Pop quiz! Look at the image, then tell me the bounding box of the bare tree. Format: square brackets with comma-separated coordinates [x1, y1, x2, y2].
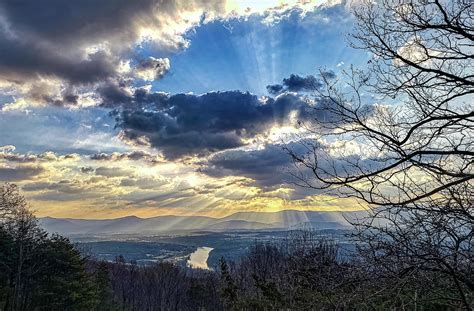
[287, 0, 473, 308]
[0, 183, 28, 223]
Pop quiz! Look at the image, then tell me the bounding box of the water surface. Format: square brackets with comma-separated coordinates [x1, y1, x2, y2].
[187, 246, 213, 270]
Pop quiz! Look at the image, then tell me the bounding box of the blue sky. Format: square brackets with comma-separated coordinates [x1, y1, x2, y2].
[154, 5, 363, 95]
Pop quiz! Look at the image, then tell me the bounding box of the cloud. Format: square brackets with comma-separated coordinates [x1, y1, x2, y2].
[114, 90, 315, 159]
[0, 39, 117, 85]
[204, 144, 293, 187]
[134, 57, 171, 81]
[24, 179, 116, 202]
[0, 0, 332, 110]
[98, 82, 168, 108]
[0, 0, 176, 84]
[0, 165, 44, 181]
[22, 180, 85, 194]
[0, 153, 38, 163]
[267, 71, 336, 94]
[395, 37, 442, 67]
[0, 145, 16, 153]
[94, 166, 134, 178]
[90, 150, 163, 163]
[0, 0, 179, 109]
[120, 176, 168, 189]
[201, 140, 326, 191]
[80, 166, 95, 174]
[202, 139, 385, 203]
[266, 84, 284, 94]
[0, 147, 80, 163]
[109, 85, 356, 160]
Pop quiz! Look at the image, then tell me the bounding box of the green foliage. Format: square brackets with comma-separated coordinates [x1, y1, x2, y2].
[32, 234, 98, 310]
[219, 257, 237, 308]
[0, 184, 99, 311]
[93, 261, 118, 311]
[0, 225, 99, 310]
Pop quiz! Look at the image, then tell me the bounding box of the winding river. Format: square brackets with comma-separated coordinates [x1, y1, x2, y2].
[187, 246, 213, 270]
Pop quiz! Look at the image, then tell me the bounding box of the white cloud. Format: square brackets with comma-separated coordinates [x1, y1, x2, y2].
[395, 37, 441, 66]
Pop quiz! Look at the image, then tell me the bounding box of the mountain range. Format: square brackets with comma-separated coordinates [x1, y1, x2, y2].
[39, 210, 364, 236]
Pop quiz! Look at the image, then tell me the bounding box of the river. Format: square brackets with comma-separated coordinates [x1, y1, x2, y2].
[187, 246, 213, 270]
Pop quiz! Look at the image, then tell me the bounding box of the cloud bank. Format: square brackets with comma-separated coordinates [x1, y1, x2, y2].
[113, 91, 315, 159]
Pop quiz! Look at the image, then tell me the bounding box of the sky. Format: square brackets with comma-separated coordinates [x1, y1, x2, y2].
[0, 0, 370, 219]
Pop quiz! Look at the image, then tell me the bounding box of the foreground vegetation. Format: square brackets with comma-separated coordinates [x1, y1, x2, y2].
[0, 183, 472, 310]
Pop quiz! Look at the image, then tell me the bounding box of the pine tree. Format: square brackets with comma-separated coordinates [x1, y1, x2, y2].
[94, 261, 117, 310]
[219, 257, 238, 308]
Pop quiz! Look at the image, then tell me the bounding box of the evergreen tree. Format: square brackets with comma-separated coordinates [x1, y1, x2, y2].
[219, 257, 238, 308]
[94, 261, 117, 310]
[0, 184, 98, 311]
[32, 234, 97, 310]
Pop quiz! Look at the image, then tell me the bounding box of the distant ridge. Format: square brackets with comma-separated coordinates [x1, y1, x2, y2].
[39, 210, 361, 236]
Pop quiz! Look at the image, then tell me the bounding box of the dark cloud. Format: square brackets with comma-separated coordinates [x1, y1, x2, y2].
[0, 153, 38, 163]
[267, 71, 336, 94]
[0, 0, 213, 107]
[0, 0, 159, 84]
[0, 1, 156, 45]
[283, 74, 322, 92]
[99, 82, 168, 108]
[114, 91, 315, 159]
[0, 166, 44, 181]
[202, 141, 319, 188]
[204, 144, 292, 187]
[0, 38, 117, 85]
[320, 70, 336, 79]
[135, 57, 171, 80]
[266, 84, 284, 94]
[267, 74, 320, 94]
[203, 139, 381, 200]
[0, 150, 78, 163]
[80, 166, 95, 174]
[110, 87, 355, 160]
[22, 180, 85, 194]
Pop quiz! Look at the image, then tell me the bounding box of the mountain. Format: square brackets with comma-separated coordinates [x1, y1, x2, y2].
[39, 210, 359, 236]
[207, 220, 278, 230]
[222, 210, 354, 227]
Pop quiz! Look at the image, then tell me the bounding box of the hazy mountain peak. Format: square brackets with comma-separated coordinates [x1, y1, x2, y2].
[39, 210, 356, 237]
